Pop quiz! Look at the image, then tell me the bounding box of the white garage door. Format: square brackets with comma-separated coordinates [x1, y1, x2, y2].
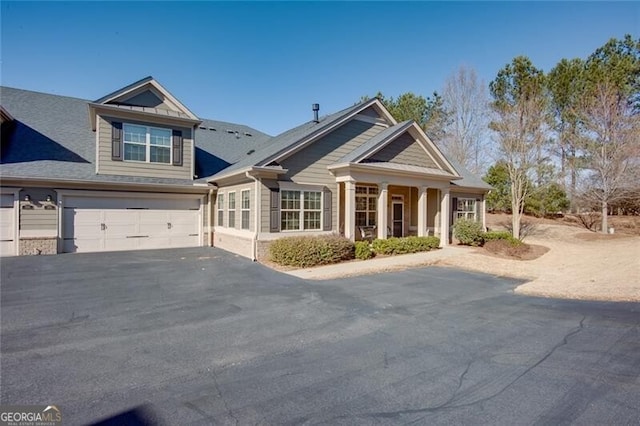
[0, 194, 17, 256]
[63, 195, 202, 253]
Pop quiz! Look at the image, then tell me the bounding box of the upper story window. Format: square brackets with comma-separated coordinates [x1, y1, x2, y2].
[123, 123, 171, 163]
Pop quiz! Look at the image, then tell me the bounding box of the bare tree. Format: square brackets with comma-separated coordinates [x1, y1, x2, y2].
[576, 81, 640, 233]
[441, 66, 490, 174]
[490, 56, 549, 239]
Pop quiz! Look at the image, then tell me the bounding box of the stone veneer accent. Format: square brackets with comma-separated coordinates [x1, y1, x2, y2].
[19, 237, 57, 255]
[256, 240, 272, 262]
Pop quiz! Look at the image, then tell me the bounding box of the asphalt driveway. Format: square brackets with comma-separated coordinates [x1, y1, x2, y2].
[1, 248, 639, 425]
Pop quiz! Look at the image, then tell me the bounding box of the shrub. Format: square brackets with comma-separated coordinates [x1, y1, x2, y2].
[482, 230, 522, 246]
[269, 235, 354, 267]
[371, 236, 439, 255]
[453, 219, 484, 246]
[355, 241, 375, 260]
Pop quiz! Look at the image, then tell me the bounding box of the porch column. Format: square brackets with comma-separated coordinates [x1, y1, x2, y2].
[440, 188, 450, 247]
[344, 179, 356, 241]
[482, 196, 487, 231]
[377, 182, 388, 239]
[418, 186, 428, 237]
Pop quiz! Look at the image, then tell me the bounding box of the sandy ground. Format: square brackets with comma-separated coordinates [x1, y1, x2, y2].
[439, 221, 640, 302]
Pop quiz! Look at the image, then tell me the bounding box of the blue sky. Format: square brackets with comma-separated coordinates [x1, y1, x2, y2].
[1, 2, 637, 135]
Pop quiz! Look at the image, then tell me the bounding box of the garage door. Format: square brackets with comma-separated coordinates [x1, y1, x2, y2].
[0, 193, 17, 256]
[62, 195, 202, 253]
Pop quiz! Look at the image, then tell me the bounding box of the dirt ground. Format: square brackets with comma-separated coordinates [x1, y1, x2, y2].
[439, 214, 640, 302]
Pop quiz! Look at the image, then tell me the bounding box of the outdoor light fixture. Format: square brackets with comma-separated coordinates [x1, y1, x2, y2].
[46, 195, 52, 202]
[23, 194, 31, 202]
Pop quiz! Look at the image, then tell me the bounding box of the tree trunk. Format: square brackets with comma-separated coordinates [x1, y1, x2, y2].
[601, 200, 608, 234]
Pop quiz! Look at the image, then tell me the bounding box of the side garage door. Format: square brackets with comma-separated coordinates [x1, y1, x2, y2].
[62, 194, 202, 253]
[0, 193, 17, 256]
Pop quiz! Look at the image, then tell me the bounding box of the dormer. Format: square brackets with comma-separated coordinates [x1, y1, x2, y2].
[88, 77, 202, 180]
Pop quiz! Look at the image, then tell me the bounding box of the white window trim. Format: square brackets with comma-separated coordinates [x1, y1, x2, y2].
[280, 189, 323, 232]
[228, 191, 236, 229]
[123, 123, 172, 164]
[456, 198, 477, 221]
[217, 193, 225, 227]
[356, 185, 378, 227]
[241, 189, 250, 230]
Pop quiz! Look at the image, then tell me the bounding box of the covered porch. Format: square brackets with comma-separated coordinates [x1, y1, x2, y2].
[336, 177, 453, 247]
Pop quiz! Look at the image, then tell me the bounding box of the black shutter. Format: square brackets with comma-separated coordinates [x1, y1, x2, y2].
[451, 197, 458, 225]
[323, 189, 332, 231]
[172, 130, 183, 166]
[111, 122, 123, 161]
[270, 188, 280, 232]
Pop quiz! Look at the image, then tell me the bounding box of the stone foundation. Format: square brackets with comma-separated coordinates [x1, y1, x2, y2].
[19, 237, 57, 255]
[256, 240, 273, 262]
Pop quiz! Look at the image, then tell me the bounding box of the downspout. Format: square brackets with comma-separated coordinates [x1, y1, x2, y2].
[246, 171, 260, 261]
[208, 188, 214, 246]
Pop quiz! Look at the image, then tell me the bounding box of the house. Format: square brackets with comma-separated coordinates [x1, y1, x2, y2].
[0, 77, 490, 259]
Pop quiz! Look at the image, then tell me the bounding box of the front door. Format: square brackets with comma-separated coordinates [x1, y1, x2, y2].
[392, 201, 403, 237]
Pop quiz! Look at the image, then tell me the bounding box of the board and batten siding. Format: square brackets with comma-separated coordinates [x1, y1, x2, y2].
[368, 133, 438, 169]
[97, 116, 193, 180]
[276, 119, 385, 231]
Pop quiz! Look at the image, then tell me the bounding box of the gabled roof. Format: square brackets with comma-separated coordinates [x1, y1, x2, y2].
[338, 120, 414, 163]
[0, 86, 266, 186]
[93, 76, 199, 120]
[447, 158, 493, 190]
[209, 98, 393, 181]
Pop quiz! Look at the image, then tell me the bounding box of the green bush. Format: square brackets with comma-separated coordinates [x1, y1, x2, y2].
[355, 241, 375, 260]
[453, 219, 484, 246]
[269, 235, 354, 267]
[482, 230, 522, 246]
[371, 236, 439, 255]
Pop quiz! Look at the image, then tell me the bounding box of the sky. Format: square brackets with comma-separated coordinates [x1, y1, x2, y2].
[1, 2, 638, 136]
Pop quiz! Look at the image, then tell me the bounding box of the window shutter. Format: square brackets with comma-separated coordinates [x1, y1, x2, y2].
[111, 122, 123, 161]
[270, 188, 280, 232]
[451, 197, 458, 224]
[323, 189, 332, 231]
[172, 130, 183, 166]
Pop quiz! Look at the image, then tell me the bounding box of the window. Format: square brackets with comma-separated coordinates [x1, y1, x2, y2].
[456, 198, 477, 221]
[228, 192, 236, 228]
[280, 190, 322, 231]
[217, 193, 224, 227]
[355, 185, 378, 227]
[241, 190, 250, 230]
[123, 123, 171, 163]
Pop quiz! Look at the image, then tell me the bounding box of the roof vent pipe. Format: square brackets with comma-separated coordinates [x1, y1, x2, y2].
[312, 103, 320, 123]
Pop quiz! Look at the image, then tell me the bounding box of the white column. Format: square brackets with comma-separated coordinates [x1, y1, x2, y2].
[418, 186, 428, 237]
[440, 188, 450, 247]
[377, 182, 388, 239]
[482, 196, 487, 231]
[344, 179, 356, 241]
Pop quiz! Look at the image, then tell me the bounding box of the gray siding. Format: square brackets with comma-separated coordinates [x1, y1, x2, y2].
[18, 188, 57, 231]
[278, 119, 385, 231]
[97, 115, 193, 179]
[260, 179, 278, 233]
[368, 133, 437, 168]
